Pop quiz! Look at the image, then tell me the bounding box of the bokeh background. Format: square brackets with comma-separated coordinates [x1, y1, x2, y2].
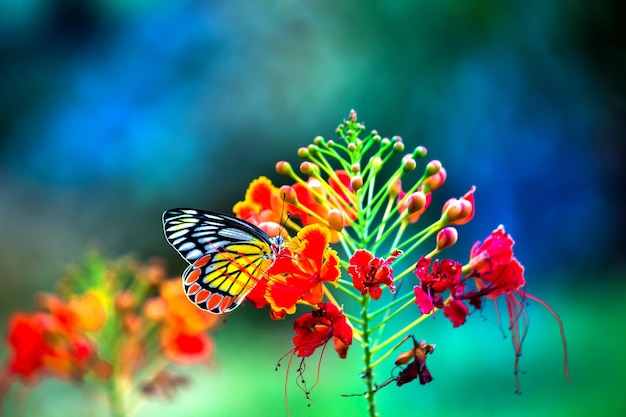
[1, 0, 624, 416]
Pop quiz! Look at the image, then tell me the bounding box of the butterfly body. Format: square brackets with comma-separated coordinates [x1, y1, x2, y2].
[163, 208, 284, 314]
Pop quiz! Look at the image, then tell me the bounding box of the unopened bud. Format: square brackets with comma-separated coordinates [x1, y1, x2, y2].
[402, 155, 416, 172]
[297, 147, 309, 159]
[115, 290, 135, 312]
[441, 186, 476, 226]
[348, 109, 358, 122]
[313, 136, 325, 146]
[425, 160, 442, 177]
[347, 142, 357, 152]
[351, 175, 363, 191]
[393, 139, 405, 153]
[300, 161, 318, 176]
[436, 227, 458, 251]
[423, 167, 447, 192]
[412, 146, 427, 159]
[351, 163, 361, 173]
[279, 185, 297, 204]
[276, 161, 293, 176]
[407, 192, 427, 213]
[327, 209, 344, 232]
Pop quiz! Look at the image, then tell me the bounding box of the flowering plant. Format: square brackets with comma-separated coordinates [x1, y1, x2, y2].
[232, 110, 570, 416]
[0, 252, 219, 417]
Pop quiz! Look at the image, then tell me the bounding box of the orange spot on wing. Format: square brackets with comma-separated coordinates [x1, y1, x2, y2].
[185, 268, 202, 285]
[207, 293, 224, 311]
[195, 289, 211, 304]
[194, 254, 212, 268]
[220, 296, 234, 311]
[187, 283, 201, 295]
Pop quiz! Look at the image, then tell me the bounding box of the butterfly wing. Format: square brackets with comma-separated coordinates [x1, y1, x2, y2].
[163, 208, 274, 314]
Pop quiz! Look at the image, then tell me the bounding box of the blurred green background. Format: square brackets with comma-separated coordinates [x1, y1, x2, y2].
[1, 0, 624, 416]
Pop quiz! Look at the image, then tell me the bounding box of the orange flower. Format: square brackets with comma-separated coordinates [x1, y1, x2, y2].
[233, 176, 285, 227]
[156, 279, 219, 364]
[247, 225, 340, 318]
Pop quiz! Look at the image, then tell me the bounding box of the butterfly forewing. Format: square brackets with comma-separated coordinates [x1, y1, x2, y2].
[163, 208, 276, 314]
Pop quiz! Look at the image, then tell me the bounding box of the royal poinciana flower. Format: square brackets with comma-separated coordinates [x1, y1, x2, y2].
[1, 253, 220, 416]
[246, 224, 341, 319]
[413, 257, 470, 327]
[222, 111, 569, 415]
[465, 225, 570, 393]
[347, 249, 401, 300]
[292, 302, 353, 359]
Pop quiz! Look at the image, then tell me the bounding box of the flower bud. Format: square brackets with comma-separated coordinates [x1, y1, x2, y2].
[436, 227, 458, 251]
[441, 186, 476, 226]
[402, 154, 416, 172]
[351, 175, 363, 191]
[425, 160, 442, 177]
[313, 136, 325, 146]
[300, 161, 318, 176]
[372, 133, 381, 143]
[413, 146, 427, 159]
[348, 109, 357, 122]
[276, 161, 293, 176]
[381, 137, 391, 147]
[347, 142, 357, 152]
[144, 298, 167, 322]
[279, 185, 297, 204]
[407, 192, 427, 213]
[327, 140, 335, 148]
[392, 136, 404, 152]
[297, 147, 309, 159]
[350, 163, 361, 174]
[327, 209, 345, 232]
[115, 290, 135, 312]
[423, 167, 447, 192]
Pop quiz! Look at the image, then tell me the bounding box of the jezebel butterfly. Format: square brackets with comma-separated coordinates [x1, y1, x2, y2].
[162, 208, 284, 314]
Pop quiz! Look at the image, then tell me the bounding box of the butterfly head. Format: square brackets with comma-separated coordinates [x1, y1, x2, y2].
[269, 235, 287, 260]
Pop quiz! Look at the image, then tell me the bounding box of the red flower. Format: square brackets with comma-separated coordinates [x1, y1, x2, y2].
[5, 313, 49, 381]
[292, 302, 353, 359]
[413, 257, 469, 327]
[5, 310, 96, 383]
[249, 225, 340, 318]
[347, 249, 400, 300]
[466, 226, 570, 393]
[443, 299, 469, 328]
[468, 225, 524, 298]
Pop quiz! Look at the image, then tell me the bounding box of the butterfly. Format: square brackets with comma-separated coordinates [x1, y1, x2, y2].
[162, 208, 285, 314]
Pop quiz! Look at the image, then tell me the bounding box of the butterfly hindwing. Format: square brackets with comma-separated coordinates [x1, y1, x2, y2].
[163, 208, 275, 314]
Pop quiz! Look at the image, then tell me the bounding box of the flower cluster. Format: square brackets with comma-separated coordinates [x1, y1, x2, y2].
[232, 110, 569, 414]
[1, 253, 219, 416]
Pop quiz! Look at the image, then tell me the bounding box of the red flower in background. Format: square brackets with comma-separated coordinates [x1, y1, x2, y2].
[5, 299, 99, 383]
[292, 302, 353, 359]
[154, 279, 219, 365]
[347, 249, 400, 300]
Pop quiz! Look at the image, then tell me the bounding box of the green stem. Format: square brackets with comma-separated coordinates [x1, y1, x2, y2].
[359, 296, 378, 417]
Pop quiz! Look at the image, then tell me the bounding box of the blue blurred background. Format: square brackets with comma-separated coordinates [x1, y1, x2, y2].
[1, 0, 624, 416]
